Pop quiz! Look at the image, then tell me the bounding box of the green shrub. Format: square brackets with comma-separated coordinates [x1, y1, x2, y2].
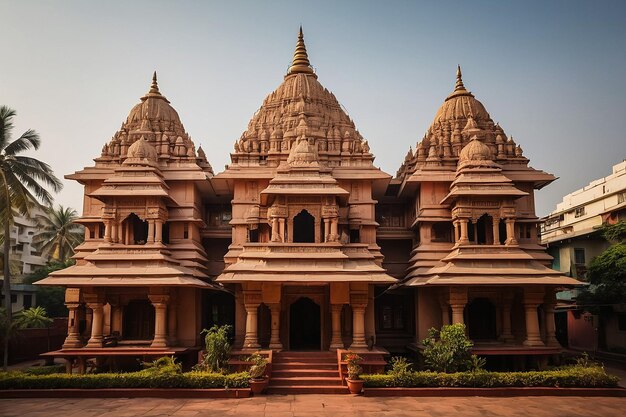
[195, 325, 232, 373]
[362, 366, 619, 388]
[245, 352, 268, 380]
[140, 356, 182, 376]
[22, 365, 66, 376]
[422, 324, 485, 373]
[0, 371, 250, 389]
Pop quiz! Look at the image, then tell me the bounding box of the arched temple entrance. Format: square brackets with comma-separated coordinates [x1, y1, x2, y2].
[289, 297, 321, 350]
[293, 209, 315, 243]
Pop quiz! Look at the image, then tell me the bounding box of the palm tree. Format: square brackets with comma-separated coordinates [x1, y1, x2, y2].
[0, 105, 62, 369]
[33, 205, 83, 262]
[15, 306, 53, 329]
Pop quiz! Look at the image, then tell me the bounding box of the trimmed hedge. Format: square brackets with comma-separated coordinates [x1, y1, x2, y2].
[362, 366, 619, 388]
[22, 365, 66, 376]
[0, 371, 250, 390]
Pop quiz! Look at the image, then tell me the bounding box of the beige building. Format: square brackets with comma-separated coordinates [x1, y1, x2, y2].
[38, 29, 578, 371]
[541, 160, 626, 351]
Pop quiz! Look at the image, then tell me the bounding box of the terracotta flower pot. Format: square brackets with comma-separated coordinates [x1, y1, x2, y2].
[346, 378, 364, 394]
[249, 376, 269, 395]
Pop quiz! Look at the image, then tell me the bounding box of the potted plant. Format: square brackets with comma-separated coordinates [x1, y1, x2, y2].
[344, 351, 364, 394]
[246, 351, 269, 395]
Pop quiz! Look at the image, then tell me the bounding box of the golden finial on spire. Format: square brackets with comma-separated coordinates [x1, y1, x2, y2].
[287, 26, 314, 76]
[445, 65, 473, 101]
[454, 65, 465, 92]
[149, 71, 161, 95]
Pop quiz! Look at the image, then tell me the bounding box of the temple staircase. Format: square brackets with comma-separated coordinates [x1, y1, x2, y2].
[267, 351, 346, 394]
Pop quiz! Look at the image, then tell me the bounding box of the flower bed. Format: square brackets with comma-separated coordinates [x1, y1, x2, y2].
[362, 366, 619, 388]
[0, 371, 250, 390]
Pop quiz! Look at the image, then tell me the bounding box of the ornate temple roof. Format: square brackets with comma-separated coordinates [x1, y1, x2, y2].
[396, 67, 556, 190]
[91, 72, 212, 174]
[226, 28, 376, 170]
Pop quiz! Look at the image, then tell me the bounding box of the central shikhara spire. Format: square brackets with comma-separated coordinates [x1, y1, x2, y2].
[287, 26, 314, 75]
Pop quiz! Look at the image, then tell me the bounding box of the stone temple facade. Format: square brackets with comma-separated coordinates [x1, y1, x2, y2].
[38, 29, 579, 367]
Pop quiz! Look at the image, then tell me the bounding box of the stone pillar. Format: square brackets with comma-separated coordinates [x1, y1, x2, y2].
[155, 220, 163, 243]
[149, 295, 169, 348]
[505, 218, 517, 245]
[104, 220, 111, 243]
[110, 221, 118, 243]
[63, 303, 83, 348]
[449, 287, 467, 325]
[168, 294, 178, 346]
[271, 218, 280, 242]
[147, 221, 155, 244]
[323, 218, 330, 242]
[492, 218, 500, 245]
[459, 219, 469, 244]
[349, 305, 367, 350]
[243, 303, 261, 349]
[86, 302, 104, 348]
[268, 303, 282, 350]
[116, 222, 122, 244]
[278, 218, 286, 242]
[330, 218, 339, 242]
[544, 303, 559, 347]
[330, 304, 343, 350]
[453, 220, 460, 243]
[523, 288, 545, 346]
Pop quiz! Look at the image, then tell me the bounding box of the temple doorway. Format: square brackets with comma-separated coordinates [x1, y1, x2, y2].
[467, 298, 497, 341]
[289, 297, 321, 350]
[123, 300, 155, 340]
[293, 209, 315, 243]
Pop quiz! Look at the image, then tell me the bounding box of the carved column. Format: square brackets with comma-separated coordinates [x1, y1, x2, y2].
[270, 218, 280, 242]
[147, 221, 155, 244]
[116, 222, 122, 244]
[523, 288, 545, 346]
[330, 304, 343, 350]
[459, 219, 469, 244]
[278, 218, 286, 242]
[544, 290, 560, 347]
[150, 295, 169, 348]
[453, 220, 460, 243]
[323, 218, 330, 242]
[330, 217, 339, 242]
[103, 220, 112, 243]
[350, 305, 367, 350]
[505, 218, 517, 245]
[86, 301, 104, 348]
[268, 303, 282, 350]
[155, 220, 163, 243]
[243, 303, 261, 349]
[63, 303, 83, 348]
[449, 287, 467, 325]
[492, 218, 500, 245]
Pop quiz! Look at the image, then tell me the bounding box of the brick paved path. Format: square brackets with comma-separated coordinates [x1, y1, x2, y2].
[1, 395, 625, 417]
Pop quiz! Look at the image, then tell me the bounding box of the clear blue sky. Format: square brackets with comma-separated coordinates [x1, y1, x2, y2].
[1, 0, 625, 216]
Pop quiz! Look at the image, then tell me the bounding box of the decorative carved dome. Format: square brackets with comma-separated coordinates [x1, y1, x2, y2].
[97, 72, 212, 174]
[230, 28, 372, 168]
[433, 66, 491, 125]
[123, 136, 158, 166]
[457, 136, 498, 170]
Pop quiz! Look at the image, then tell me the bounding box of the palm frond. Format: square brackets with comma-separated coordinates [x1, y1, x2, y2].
[3, 130, 40, 156]
[0, 106, 17, 150]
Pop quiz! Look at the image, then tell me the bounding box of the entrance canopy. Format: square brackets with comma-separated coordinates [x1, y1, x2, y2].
[216, 243, 396, 284]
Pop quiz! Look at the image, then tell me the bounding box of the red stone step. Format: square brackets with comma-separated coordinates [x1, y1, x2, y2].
[266, 385, 348, 395]
[272, 369, 338, 378]
[269, 376, 343, 387]
[272, 362, 338, 370]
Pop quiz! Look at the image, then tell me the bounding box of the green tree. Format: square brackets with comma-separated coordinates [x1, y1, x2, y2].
[32, 205, 83, 262]
[0, 105, 62, 370]
[23, 260, 72, 317]
[577, 221, 626, 306]
[14, 306, 53, 329]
